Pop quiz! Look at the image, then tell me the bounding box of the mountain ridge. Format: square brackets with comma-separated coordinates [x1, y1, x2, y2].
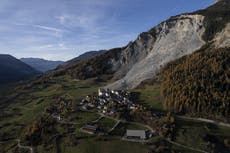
[66, 50, 107, 64]
[20, 58, 64, 72]
[0, 54, 41, 85]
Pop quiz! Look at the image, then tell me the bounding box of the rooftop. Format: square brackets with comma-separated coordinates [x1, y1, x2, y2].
[126, 130, 146, 139]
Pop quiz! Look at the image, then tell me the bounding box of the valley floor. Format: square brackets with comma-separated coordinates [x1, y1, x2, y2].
[0, 76, 230, 153]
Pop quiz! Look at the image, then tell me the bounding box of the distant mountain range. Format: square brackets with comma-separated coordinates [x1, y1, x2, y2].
[20, 58, 64, 72]
[0, 54, 40, 85]
[20, 50, 107, 72]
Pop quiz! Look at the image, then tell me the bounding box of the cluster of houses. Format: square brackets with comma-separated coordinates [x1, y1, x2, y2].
[80, 88, 144, 116]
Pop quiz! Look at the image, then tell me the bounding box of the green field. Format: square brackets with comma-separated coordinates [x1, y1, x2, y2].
[0, 76, 105, 148]
[69, 111, 100, 124]
[59, 136, 150, 153]
[132, 84, 163, 111]
[97, 117, 117, 132]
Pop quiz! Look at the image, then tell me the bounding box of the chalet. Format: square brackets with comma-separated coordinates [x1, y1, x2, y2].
[98, 88, 103, 96]
[126, 130, 146, 140]
[81, 124, 98, 134]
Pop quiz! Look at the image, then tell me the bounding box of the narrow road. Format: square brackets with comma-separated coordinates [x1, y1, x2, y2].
[177, 116, 230, 128]
[164, 138, 208, 153]
[108, 120, 121, 133]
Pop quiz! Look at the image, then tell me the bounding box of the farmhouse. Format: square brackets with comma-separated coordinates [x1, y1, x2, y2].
[126, 130, 146, 140]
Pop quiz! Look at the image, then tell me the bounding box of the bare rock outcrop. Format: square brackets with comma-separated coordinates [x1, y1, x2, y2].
[107, 15, 205, 89]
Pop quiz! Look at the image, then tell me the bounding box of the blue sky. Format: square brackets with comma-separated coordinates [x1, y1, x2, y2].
[0, 0, 215, 61]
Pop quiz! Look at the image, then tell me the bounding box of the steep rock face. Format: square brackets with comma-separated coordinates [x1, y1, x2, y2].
[107, 15, 205, 89]
[214, 23, 230, 48]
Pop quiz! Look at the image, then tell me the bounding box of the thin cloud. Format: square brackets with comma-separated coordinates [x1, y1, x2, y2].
[0, 0, 216, 60]
[33, 25, 64, 33]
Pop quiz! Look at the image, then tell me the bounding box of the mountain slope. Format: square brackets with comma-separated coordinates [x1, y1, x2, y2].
[52, 0, 230, 89]
[21, 58, 64, 72]
[0, 55, 41, 85]
[66, 50, 107, 64]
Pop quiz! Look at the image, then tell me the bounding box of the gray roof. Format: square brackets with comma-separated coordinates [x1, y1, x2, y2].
[126, 130, 146, 139]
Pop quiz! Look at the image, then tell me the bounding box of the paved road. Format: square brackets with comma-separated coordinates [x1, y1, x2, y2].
[177, 116, 230, 128]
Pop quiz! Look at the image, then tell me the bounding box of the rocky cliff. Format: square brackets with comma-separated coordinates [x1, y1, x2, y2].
[107, 14, 205, 89]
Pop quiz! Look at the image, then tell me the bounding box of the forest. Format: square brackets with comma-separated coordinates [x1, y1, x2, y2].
[161, 46, 230, 119]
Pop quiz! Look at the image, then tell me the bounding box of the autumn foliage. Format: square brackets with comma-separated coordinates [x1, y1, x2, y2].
[161, 47, 230, 118]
